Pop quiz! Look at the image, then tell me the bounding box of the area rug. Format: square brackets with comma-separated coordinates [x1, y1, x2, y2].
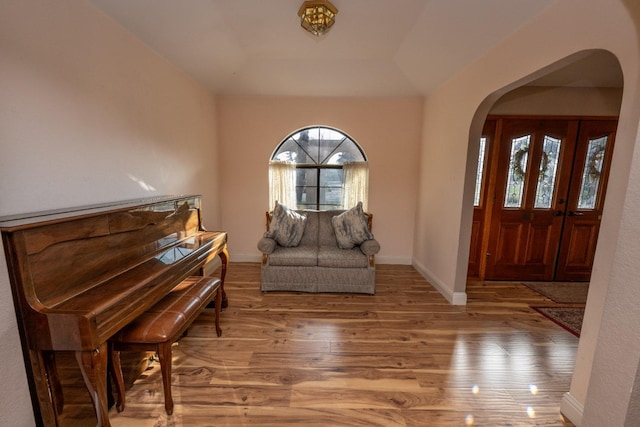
[532, 306, 585, 337]
[523, 281, 589, 304]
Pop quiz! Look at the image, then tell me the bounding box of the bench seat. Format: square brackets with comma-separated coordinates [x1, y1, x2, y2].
[108, 276, 222, 415]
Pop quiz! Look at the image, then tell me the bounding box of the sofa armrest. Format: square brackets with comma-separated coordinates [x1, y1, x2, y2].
[359, 238, 380, 256]
[257, 236, 277, 254]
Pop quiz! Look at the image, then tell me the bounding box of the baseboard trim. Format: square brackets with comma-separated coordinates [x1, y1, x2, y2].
[376, 255, 412, 265]
[233, 253, 262, 263]
[560, 392, 583, 426]
[412, 258, 467, 305]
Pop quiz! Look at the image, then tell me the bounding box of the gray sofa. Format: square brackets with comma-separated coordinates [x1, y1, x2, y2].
[257, 204, 380, 294]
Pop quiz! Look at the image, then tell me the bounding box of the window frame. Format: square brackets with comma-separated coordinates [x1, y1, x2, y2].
[271, 126, 367, 210]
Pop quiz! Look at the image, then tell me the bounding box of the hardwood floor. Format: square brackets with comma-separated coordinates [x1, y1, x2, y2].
[59, 263, 578, 426]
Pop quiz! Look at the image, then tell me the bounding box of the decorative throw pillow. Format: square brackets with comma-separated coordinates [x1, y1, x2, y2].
[331, 202, 373, 249]
[265, 201, 307, 247]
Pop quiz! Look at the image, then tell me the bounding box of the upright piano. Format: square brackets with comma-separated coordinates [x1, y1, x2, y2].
[0, 195, 228, 426]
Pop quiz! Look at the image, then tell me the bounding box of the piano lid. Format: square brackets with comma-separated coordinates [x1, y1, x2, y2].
[0, 195, 201, 231]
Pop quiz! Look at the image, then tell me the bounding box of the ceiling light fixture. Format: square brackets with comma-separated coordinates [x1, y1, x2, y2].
[298, 0, 338, 37]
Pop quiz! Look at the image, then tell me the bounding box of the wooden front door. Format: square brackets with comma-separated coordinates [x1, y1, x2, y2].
[485, 119, 578, 280]
[554, 120, 617, 281]
[482, 118, 616, 281]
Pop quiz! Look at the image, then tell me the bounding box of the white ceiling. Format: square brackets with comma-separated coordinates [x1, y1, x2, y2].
[87, 0, 622, 97]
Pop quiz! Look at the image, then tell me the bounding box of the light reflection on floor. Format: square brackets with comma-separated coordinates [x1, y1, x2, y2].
[448, 332, 560, 425]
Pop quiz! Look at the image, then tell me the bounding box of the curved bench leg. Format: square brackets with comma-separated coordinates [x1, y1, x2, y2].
[108, 344, 126, 412]
[157, 343, 174, 415]
[219, 247, 229, 308]
[215, 286, 222, 337]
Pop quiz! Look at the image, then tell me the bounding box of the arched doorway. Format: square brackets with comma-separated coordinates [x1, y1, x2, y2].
[467, 50, 624, 282]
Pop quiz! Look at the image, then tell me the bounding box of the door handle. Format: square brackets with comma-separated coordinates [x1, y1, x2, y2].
[568, 211, 584, 216]
[555, 210, 564, 216]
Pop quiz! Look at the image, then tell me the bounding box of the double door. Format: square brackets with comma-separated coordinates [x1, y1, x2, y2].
[472, 118, 617, 282]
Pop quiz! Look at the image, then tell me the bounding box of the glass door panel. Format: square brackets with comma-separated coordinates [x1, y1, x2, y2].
[534, 136, 562, 209]
[577, 136, 608, 209]
[473, 137, 488, 206]
[504, 135, 530, 208]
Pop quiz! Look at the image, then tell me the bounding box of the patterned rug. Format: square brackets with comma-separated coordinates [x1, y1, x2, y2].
[532, 306, 585, 337]
[523, 281, 589, 304]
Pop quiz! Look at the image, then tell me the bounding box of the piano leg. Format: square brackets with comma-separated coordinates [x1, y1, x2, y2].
[43, 351, 64, 415]
[75, 343, 110, 427]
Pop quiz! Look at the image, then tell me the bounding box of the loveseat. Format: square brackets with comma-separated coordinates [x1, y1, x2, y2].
[257, 202, 380, 294]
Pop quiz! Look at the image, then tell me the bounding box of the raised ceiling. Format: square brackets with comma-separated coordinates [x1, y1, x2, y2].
[88, 0, 622, 97]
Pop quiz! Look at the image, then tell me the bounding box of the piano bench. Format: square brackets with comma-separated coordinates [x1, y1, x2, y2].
[108, 276, 222, 416]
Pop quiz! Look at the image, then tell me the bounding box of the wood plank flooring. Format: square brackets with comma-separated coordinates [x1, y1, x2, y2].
[59, 263, 578, 426]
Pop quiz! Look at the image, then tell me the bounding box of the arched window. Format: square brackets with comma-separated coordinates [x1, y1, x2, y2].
[271, 126, 368, 210]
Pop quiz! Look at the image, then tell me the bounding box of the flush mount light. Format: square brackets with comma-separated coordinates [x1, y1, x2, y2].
[298, 0, 338, 37]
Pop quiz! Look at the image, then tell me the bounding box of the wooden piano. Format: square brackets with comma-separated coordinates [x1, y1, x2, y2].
[0, 195, 228, 426]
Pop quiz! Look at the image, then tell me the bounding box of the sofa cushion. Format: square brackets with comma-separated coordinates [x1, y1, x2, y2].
[318, 246, 369, 268]
[266, 201, 307, 247]
[268, 246, 319, 266]
[331, 202, 373, 249]
[318, 209, 344, 246]
[296, 209, 319, 246]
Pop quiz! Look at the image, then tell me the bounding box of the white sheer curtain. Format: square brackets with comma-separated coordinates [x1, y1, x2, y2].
[269, 161, 297, 209]
[342, 161, 369, 210]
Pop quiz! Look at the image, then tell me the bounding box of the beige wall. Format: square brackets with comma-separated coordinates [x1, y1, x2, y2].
[0, 0, 220, 424]
[217, 96, 423, 265]
[490, 86, 623, 116]
[412, 0, 640, 425]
